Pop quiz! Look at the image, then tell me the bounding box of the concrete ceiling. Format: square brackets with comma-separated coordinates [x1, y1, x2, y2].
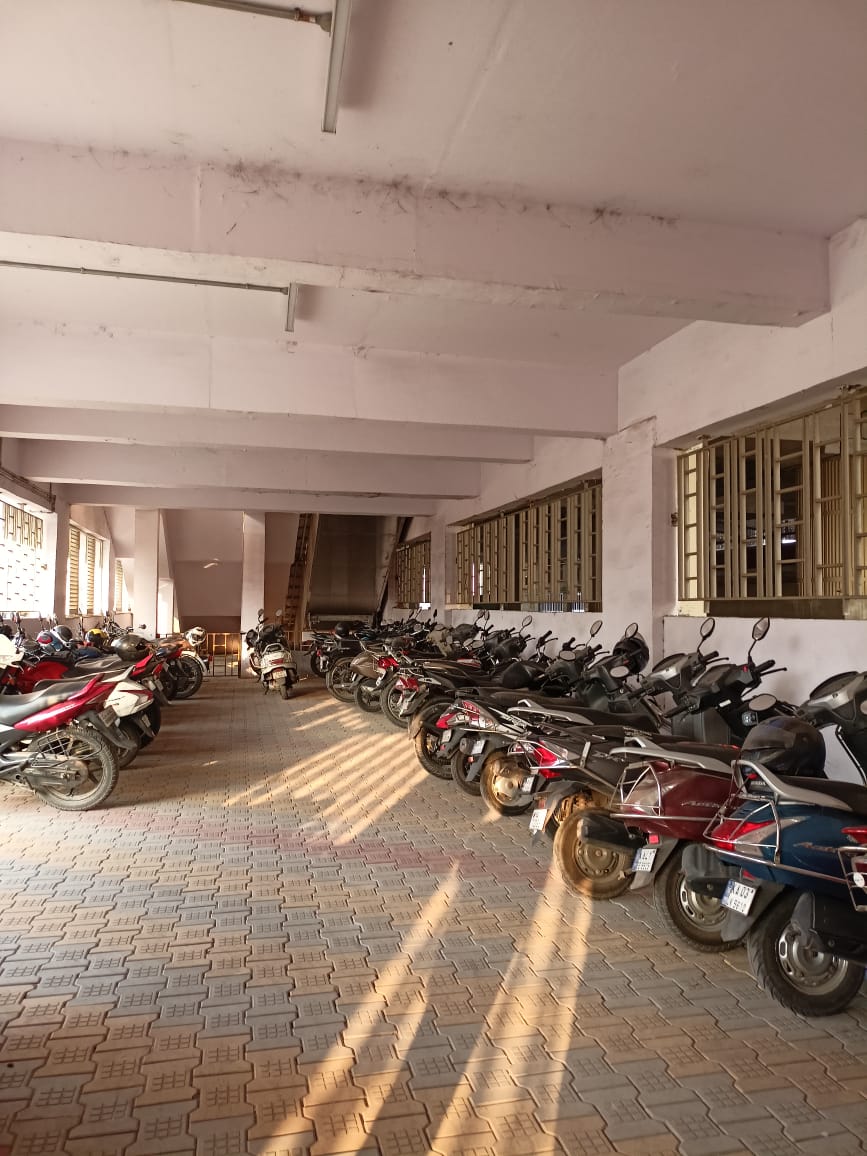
[0, 0, 863, 516]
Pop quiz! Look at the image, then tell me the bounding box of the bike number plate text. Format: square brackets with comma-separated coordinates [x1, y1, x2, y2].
[631, 847, 657, 873]
[522, 775, 536, 793]
[441, 729, 452, 742]
[99, 706, 117, 725]
[722, 880, 757, 915]
[529, 802, 547, 833]
[471, 739, 485, 755]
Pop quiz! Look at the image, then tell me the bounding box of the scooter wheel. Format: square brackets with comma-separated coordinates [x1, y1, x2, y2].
[479, 753, 535, 816]
[353, 680, 381, 713]
[553, 807, 632, 898]
[279, 683, 290, 700]
[653, 844, 738, 952]
[747, 891, 865, 1017]
[451, 749, 482, 796]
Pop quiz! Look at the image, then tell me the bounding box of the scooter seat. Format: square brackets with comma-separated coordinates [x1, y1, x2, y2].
[0, 677, 94, 726]
[778, 776, 867, 812]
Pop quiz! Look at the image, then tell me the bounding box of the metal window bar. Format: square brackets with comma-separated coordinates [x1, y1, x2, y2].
[393, 537, 430, 606]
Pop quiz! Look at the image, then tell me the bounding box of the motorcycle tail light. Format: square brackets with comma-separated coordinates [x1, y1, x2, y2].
[710, 818, 774, 853]
[454, 700, 495, 729]
[526, 741, 570, 769]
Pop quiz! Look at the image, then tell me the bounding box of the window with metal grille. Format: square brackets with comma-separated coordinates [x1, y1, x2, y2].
[0, 499, 45, 613]
[67, 525, 105, 616]
[392, 537, 431, 607]
[452, 479, 602, 611]
[677, 390, 867, 616]
[114, 560, 125, 612]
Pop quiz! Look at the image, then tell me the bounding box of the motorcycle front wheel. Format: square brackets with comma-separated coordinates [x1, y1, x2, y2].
[379, 676, 409, 730]
[412, 703, 454, 778]
[29, 725, 119, 811]
[451, 749, 483, 796]
[747, 891, 865, 1017]
[653, 844, 737, 952]
[552, 806, 632, 898]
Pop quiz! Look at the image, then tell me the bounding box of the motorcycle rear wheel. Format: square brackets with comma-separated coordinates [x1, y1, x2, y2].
[353, 679, 381, 713]
[379, 676, 409, 730]
[115, 720, 142, 769]
[451, 749, 483, 796]
[654, 844, 738, 951]
[30, 725, 119, 811]
[413, 705, 453, 778]
[326, 658, 358, 703]
[173, 656, 203, 700]
[479, 753, 535, 816]
[279, 683, 290, 700]
[553, 806, 632, 898]
[747, 891, 865, 1017]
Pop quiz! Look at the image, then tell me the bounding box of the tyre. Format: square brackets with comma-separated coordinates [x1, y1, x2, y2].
[161, 668, 178, 700]
[309, 654, 327, 678]
[173, 656, 204, 700]
[480, 753, 535, 816]
[30, 725, 119, 811]
[451, 749, 482, 796]
[747, 891, 865, 1016]
[413, 705, 454, 778]
[115, 719, 142, 769]
[140, 701, 161, 748]
[553, 806, 632, 898]
[279, 683, 290, 700]
[380, 676, 409, 730]
[326, 657, 359, 703]
[653, 843, 738, 951]
[353, 679, 381, 713]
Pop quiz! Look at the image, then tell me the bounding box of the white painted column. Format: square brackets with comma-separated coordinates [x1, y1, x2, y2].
[240, 513, 266, 634]
[133, 509, 160, 634]
[601, 419, 677, 660]
[41, 497, 70, 620]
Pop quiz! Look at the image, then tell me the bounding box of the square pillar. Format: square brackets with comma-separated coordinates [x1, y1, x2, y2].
[133, 509, 160, 634]
[241, 513, 266, 633]
[41, 497, 70, 619]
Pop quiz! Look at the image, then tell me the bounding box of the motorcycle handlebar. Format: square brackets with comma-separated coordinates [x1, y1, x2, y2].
[537, 630, 552, 644]
[754, 658, 776, 674]
[702, 650, 720, 662]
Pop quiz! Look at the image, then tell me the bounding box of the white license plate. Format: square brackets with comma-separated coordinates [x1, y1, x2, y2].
[722, 879, 758, 915]
[99, 706, 116, 725]
[272, 670, 287, 682]
[522, 775, 536, 793]
[441, 729, 452, 742]
[631, 847, 658, 873]
[529, 803, 547, 833]
[471, 739, 485, 755]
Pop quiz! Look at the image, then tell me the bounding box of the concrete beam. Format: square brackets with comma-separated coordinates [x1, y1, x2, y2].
[59, 486, 437, 517]
[19, 441, 480, 500]
[0, 320, 615, 437]
[0, 140, 828, 325]
[0, 404, 535, 464]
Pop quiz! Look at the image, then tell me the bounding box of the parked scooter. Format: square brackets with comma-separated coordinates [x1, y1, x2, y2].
[247, 611, 298, 699]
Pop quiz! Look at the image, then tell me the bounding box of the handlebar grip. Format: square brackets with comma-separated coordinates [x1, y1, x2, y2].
[563, 637, 575, 648]
[538, 630, 552, 643]
[664, 703, 687, 719]
[755, 658, 776, 674]
[703, 650, 719, 662]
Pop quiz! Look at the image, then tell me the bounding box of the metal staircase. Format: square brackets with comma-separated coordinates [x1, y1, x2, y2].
[283, 513, 320, 646]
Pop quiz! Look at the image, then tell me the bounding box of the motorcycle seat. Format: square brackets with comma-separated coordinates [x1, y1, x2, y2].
[0, 677, 95, 726]
[776, 775, 867, 812]
[74, 657, 122, 673]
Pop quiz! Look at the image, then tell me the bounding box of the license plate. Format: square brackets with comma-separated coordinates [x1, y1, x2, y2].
[99, 706, 116, 725]
[529, 802, 547, 833]
[471, 739, 485, 755]
[272, 670, 287, 681]
[631, 847, 658, 873]
[441, 729, 452, 742]
[522, 775, 536, 793]
[722, 879, 758, 915]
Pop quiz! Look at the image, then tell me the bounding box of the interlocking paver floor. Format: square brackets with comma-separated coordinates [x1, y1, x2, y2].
[0, 676, 865, 1156]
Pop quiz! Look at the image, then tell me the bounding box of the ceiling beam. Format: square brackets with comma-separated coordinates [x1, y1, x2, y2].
[0, 319, 616, 437]
[18, 441, 481, 499]
[60, 485, 436, 517]
[0, 139, 828, 325]
[0, 405, 535, 463]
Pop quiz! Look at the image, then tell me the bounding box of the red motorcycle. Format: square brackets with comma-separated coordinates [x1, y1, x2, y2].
[0, 672, 120, 810]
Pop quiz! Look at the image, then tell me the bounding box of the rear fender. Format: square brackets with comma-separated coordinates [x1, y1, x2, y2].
[791, 891, 867, 964]
[578, 811, 644, 854]
[718, 882, 786, 943]
[628, 836, 680, 890]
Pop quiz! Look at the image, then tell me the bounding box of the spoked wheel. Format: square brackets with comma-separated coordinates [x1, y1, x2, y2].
[353, 679, 382, 713]
[451, 749, 482, 796]
[654, 844, 737, 951]
[173, 657, 204, 700]
[380, 676, 409, 730]
[29, 725, 119, 811]
[480, 753, 535, 816]
[747, 892, 865, 1016]
[326, 658, 359, 703]
[553, 806, 632, 898]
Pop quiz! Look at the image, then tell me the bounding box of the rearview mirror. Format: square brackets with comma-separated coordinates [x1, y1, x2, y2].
[624, 622, 639, 638]
[700, 617, 715, 640]
[521, 615, 533, 628]
[752, 617, 770, 642]
[589, 620, 602, 638]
